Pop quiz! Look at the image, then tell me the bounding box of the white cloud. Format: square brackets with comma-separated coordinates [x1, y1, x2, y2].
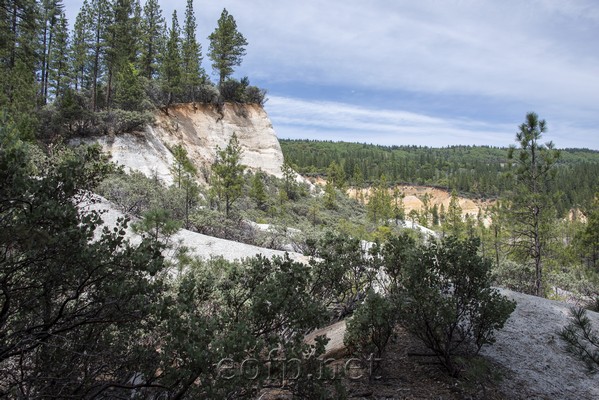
[266, 96, 517, 147]
[63, 0, 599, 148]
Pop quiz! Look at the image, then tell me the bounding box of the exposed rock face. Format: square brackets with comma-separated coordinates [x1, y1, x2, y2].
[153, 103, 285, 182]
[71, 103, 285, 184]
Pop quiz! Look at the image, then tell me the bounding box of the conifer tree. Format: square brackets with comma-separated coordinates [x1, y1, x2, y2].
[352, 165, 364, 201]
[212, 133, 245, 218]
[48, 12, 70, 98]
[392, 188, 405, 224]
[181, 0, 205, 101]
[170, 144, 196, 189]
[105, 0, 138, 107]
[507, 112, 560, 296]
[139, 0, 164, 80]
[39, 0, 64, 104]
[579, 195, 599, 270]
[446, 190, 464, 237]
[161, 11, 182, 105]
[368, 176, 392, 224]
[208, 8, 247, 86]
[88, 0, 111, 111]
[170, 144, 198, 228]
[327, 161, 346, 190]
[0, 0, 39, 137]
[324, 180, 336, 210]
[281, 161, 297, 200]
[250, 171, 268, 211]
[71, 1, 93, 91]
[114, 62, 146, 111]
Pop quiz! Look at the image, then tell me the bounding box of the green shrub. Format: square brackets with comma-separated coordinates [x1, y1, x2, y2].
[344, 290, 396, 362]
[492, 259, 536, 294]
[397, 236, 516, 376]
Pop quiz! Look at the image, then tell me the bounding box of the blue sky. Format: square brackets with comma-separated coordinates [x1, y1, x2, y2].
[65, 0, 599, 149]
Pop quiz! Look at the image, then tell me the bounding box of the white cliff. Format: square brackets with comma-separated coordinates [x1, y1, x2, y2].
[71, 103, 285, 185]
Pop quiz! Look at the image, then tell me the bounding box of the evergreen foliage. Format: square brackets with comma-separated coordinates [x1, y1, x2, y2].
[578, 195, 599, 271]
[211, 133, 246, 218]
[397, 236, 516, 376]
[281, 139, 599, 213]
[507, 112, 560, 296]
[1, 0, 263, 139]
[181, 0, 205, 101]
[560, 307, 599, 374]
[207, 8, 248, 86]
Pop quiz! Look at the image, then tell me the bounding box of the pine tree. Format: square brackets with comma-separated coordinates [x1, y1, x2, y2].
[71, 1, 93, 91]
[249, 171, 268, 211]
[352, 165, 364, 201]
[48, 12, 70, 98]
[139, 0, 164, 80]
[113, 62, 146, 111]
[39, 0, 64, 104]
[170, 144, 196, 189]
[507, 112, 560, 296]
[324, 180, 336, 210]
[207, 8, 247, 86]
[327, 161, 346, 190]
[169, 144, 197, 228]
[88, 0, 111, 111]
[212, 133, 245, 218]
[446, 190, 464, 237]
[0, 0, 39, 138]
[392, 187, 405, 224]
[161, 11, 182, 105]
[579, 195, 599, 270]
[105, 0, 138, 108]
[367, 176, 392, 224]
[431, 204, 440, 226]
[281, 161, 297, 200]
[181, 0, 205, 102]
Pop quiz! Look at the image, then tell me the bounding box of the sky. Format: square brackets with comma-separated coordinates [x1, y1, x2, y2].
[64, 0, 599, 149]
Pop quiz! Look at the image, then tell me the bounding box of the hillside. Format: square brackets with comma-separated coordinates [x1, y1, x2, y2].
[281, 139, 599, 212]
[71, 103, 285, 185]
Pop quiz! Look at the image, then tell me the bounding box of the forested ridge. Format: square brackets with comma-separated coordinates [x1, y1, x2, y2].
[281, 139, 599, 213]
[1, 0, 262, 140]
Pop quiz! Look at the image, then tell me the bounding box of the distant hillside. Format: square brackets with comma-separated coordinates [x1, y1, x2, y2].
[280, 139, 599, 213]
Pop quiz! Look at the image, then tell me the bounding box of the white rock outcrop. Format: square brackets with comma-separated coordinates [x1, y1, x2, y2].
[153, 103, 285, 182]
[71, 103, 285, 185]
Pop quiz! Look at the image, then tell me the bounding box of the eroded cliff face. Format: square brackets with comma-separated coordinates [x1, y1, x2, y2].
[72, 103, 285, 185]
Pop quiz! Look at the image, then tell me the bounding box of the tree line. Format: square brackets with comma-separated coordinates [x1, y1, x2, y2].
[0, 0, 263, 139]
[280, 139, 599, 215]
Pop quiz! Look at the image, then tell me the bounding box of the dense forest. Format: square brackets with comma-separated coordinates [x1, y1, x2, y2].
[281, 139, 599, 214]
[1, 0, 262, 140]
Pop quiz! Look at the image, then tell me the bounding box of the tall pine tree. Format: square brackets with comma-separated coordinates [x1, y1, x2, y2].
[207, 8, 247, 86]
[139, 0, 164, 80]
[70, 0, 93, 91]
[507, 112, 560, 296]
[48, 12, 70, 98]
[181, 0, 205, 102]
[161, 11, 182, 106]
